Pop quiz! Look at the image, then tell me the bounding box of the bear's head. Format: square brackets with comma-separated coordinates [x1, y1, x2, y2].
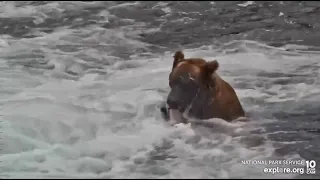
[167, 51, 219, 115]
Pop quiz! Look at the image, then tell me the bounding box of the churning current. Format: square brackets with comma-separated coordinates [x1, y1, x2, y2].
[1, 1, 320, 179]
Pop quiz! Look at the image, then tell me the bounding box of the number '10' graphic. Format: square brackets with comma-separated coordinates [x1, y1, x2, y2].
[306, 160, 316, 175]
[306, 160, 316, 168]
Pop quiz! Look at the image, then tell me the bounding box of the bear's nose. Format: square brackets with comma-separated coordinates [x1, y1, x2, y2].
[167, 97, 179, 109]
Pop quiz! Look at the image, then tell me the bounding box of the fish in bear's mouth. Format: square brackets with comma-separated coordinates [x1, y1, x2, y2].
[160, 105, 188, 125]
[160, 104, 249, 127]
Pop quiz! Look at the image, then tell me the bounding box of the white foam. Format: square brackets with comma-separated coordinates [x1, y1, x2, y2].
[237, 1, 255, 7]
[2, 40, 315, 178]
[108, 2, 140, 9]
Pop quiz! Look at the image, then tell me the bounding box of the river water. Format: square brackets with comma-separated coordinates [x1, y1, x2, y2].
[1, 1, 320, 178]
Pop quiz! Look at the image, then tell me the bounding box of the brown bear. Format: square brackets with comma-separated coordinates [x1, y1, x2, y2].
[165, 50, 246, 122]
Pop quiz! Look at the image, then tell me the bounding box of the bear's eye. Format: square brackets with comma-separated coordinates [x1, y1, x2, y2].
[179, 73, 196, 83]
[179, 75, 188, 83]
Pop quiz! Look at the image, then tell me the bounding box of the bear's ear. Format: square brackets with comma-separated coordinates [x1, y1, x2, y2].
[205, 60, 219, 75]
[172, 51, 185, 71]
[173, 51, 184, 60]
